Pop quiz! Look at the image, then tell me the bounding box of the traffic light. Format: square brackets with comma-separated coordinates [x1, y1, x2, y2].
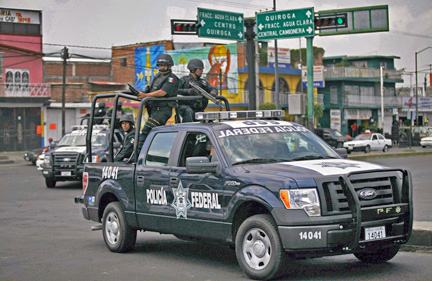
[171, 19, 200, 35]
[314, 13, 347, 30]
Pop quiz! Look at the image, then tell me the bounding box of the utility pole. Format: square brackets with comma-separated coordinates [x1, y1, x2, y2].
[61, 46, 69, 137]
[380, 66, 385, 131]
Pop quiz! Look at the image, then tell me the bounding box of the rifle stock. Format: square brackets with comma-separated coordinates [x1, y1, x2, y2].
[189, 82, 223, 107]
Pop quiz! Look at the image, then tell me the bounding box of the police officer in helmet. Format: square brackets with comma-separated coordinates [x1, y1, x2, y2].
[137, 54, 179, 149]
[114, 114, 135, 162]
[94, 101, 106, 125]
[178, 58, 218, 122]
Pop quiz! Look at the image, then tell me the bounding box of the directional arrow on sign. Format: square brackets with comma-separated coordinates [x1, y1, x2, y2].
[258, 23, 264, 30]
[238, 31, 243, 38]
[238, 16, 242, 23]
[306, 10, 312, 18]
[307, 26, 313, 33]
[200, 19, 206, 26]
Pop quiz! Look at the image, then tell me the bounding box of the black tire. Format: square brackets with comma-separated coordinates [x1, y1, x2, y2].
[235, 214, 285, 280]
[354, 245, 400, 263]
[382, 145, 388, 152]
[364, 145, 371, 153]
[102, 202, 137, 253]
[347, 150, 351, 154]
[45, 178, 56, 188]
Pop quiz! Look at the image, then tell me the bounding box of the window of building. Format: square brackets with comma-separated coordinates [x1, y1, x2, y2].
[145, 132, 177, 166]
[120, 58, 127, 67]
[344, 85, 360, 95]
[330, 86, 338, 104]
[0, 22, 40, 35]
[351, 60, 368, 68]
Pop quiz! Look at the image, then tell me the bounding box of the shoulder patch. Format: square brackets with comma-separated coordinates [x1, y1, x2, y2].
[168, 77, 174, 83]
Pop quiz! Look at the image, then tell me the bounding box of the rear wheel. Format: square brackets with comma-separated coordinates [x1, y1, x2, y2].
[364, 145, 371, 153]
[354, 245, 400, 263]
[102, 202, 137, 253]
[45, 178, 56, 188]
[235, 214, 285, 280]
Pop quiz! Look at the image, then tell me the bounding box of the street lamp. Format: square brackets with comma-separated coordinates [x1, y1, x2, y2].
[415, 46, 432, 126]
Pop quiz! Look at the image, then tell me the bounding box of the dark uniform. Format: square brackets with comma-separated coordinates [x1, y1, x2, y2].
[94, 102, 107, 125]
[106, 101, 126, 129]
[178, 59, 218, 122]
[138, 54, 179, 149]
[114, 114, 135, 162]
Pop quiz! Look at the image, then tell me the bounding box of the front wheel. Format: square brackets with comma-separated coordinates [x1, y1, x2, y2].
[336, 142, 343, 148]
[383, 145, 388, 152]
[45, 178, 56, 188]
[102, 202, 137, 253]
[365, 145, 371, 153]
[235, 214, 285, 280]
[354, 245, 400, 263]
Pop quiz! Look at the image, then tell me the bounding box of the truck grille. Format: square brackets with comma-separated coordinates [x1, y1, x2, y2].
[53, 152, 80, 170]
[318, 171, 402, 215]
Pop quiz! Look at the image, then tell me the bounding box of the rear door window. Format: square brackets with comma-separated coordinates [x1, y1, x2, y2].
[145, 132, 177, 166]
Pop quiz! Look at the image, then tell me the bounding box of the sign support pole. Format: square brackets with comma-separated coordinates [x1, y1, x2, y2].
[273, 0, 280, 110]
[306, 37, 314, 128]
[245, 19, 256, 110]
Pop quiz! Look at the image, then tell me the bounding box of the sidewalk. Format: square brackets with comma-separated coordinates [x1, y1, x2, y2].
[1, 148, 431, 250]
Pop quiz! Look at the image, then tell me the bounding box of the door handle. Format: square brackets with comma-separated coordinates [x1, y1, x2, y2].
[170, 177, 179, 187]
[137, 176, 144, 186]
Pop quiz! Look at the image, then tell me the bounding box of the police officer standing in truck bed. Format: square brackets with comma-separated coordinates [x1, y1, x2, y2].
[137, 54, 179, 149]
[178, 58, 218, 122]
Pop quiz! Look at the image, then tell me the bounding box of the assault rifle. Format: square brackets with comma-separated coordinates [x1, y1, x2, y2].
[189, 82, 224, 108]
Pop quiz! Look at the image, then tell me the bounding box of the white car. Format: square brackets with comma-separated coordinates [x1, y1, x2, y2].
[344, 133, 392, 154]
[420, 136, 432, 148]
[36, 152, 45, 170]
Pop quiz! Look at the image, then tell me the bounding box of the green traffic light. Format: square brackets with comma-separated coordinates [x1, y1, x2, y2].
[336, 17, 344, 25]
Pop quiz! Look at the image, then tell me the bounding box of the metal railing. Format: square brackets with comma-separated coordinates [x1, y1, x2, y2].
[324, 67, 403, 80]
[342, 94, 403, 107]
[0, 83, 50, 97]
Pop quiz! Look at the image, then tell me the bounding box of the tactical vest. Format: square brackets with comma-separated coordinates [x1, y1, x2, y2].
[147, 72, 178, 108]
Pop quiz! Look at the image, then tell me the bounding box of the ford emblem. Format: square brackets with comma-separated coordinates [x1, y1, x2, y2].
[358, 188, 377, 200]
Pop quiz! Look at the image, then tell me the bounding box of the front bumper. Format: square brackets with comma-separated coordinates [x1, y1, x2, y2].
[42, 167, 83, 181]
[345, 145, 366, 152]
[278, 169, 413, 255]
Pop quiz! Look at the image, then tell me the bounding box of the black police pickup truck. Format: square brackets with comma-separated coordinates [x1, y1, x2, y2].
[42, 124, 122, 188]
[75, 93, 413, 280]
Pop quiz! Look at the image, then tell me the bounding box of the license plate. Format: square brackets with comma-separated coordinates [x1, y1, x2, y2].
[365, 226, 386, 240]
[61, 171, 72, 176]
[25, 156, 29, 160]
[348, 147, 353, 150]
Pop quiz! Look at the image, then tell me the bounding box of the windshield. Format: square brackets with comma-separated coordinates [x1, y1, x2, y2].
[354, 134, 371, 141]
[331, 130, 343, 137]
[215, 122, 340, 165]
[57, 131, 108, 147]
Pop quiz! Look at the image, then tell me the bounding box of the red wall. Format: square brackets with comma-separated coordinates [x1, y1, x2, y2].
[1, 34, 43, 83]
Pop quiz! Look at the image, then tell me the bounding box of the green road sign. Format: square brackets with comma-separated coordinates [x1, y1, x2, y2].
[198, 8, 244, 40]
[256, 7, 314, 40]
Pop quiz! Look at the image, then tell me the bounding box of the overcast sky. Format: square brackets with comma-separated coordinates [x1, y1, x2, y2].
[7, 0, 432, 87]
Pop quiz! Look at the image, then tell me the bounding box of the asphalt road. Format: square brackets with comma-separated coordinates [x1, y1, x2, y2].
[1, 154, 431, 281]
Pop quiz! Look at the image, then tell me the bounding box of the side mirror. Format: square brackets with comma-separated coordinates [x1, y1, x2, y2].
[186, 157, 219, 174]
[335, 148, 348, 159]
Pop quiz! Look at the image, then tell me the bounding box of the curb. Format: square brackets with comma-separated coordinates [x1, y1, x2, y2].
[348, 150, 432, 160]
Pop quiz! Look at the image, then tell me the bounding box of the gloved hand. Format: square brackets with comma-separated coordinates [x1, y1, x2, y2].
[210, 89, 218, 97]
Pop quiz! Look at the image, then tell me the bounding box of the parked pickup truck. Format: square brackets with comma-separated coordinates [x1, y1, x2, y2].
[75, 92, 413, 280]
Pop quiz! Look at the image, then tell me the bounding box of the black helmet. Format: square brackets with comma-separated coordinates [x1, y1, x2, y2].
[118, 101, 123, 109]
[119, 114, 134, 126]
[156, 54, 174, 67]
[98, 101, 106, 108]
[187, 59, 204, 71]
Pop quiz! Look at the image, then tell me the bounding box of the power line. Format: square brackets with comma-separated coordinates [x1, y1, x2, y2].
[391, 30, 432, 40]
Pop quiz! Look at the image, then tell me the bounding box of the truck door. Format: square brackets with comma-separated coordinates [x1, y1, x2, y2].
[169, 132, 226, 240]
[135, 132, 178, 233]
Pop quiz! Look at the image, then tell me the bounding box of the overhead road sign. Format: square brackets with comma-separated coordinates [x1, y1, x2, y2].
[256, 7, 314, 41]
[198, 8, 244, 40]
[315, 5, 389, 36]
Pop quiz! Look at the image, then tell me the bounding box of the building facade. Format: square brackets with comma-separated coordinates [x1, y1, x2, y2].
[318, 55, 404, 136]
[0, 8, 49, 152]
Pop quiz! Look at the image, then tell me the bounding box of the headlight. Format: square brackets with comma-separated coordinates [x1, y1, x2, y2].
[43, 156, 52, 167]
[280, 189, 321, 216]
